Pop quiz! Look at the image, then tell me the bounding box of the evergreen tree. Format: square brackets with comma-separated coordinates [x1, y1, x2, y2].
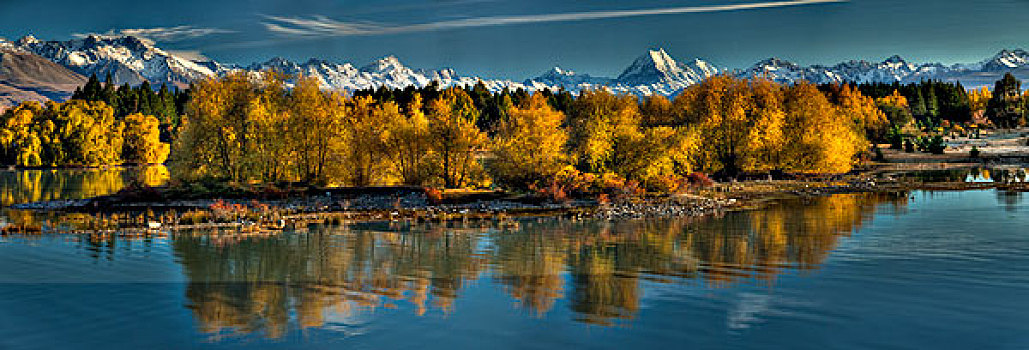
[986, 73, 1026, 128]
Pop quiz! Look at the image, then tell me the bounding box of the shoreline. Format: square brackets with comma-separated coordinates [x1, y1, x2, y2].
[2, 155, 1027, 236]
[5, 173, 1024, 236]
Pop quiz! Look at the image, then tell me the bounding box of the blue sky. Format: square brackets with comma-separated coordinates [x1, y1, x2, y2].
[2, 0, 1029, 79]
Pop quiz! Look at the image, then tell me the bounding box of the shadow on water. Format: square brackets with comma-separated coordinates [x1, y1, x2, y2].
[163, 191, 908, 338]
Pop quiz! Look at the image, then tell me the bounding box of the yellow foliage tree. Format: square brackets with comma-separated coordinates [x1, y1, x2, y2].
[875, 90, 913, 128]
[123, 113, 170, 164]
[567, 89, 641, 174]
[675, 75, 757, 176]
[490, 93, 568, 188]
[782, 82, 864, 174]
[342, 96, 394, 186]
[967, 87, 991, 113]
[834, 84, 887, 141]
[290, 75, 345, 183]
[427, 88, 487, 188]
[384, 93, 434, 186]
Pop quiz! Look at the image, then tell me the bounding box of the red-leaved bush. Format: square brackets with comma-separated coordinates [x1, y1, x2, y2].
[686, 172, 715, 188]
[423, 187, 443, 205]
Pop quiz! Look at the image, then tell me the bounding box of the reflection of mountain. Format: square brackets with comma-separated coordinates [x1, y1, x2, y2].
[170, 192, 906, 336]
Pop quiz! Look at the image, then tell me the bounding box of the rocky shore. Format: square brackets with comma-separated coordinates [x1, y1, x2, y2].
[5, 173, 1025, 236]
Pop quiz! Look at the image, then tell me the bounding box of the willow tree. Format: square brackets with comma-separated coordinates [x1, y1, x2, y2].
[675, 75, 754, 176]
[45, 100, 123, 167]
[782, 82, 864, 174]
[384, 93, 433, 186]
[173, 71, 292, 182]
[289, 75, 345, 183]
[427, 88, 487, 188]
[0, 101, 44, 166]
[122, 113, 170, 164]
[567, 89, 641, 174]
[489, 93, 568, 188]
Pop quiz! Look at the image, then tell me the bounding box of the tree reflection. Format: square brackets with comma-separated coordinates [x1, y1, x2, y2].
[0, 166, 169, 206]
[170, 192, 907, 337]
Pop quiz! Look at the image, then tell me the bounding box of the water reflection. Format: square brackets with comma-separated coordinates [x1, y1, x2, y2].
[996, 191, 1024, 212]
[169, 192, 908, 336]
[0, 166, 169, 207]
[964, 167, 1029, 183]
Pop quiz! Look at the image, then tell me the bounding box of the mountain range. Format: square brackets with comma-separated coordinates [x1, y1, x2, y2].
[4, 34, 1029, 110]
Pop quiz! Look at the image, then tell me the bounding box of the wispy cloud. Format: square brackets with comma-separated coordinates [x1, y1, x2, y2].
[263, 0, 846, 37]
[74, 25, 234, 43]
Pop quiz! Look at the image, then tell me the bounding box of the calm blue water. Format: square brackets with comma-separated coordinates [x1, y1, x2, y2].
[0, 190, 1027, 349]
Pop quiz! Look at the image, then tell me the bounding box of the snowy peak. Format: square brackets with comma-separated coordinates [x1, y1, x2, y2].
[617, 48, 682, 84]
[980, 49, 1029, 71]
[883, 55, 905, 64]
[360, 55, 406, 73]
[15, 35, 39, 47]
[742, 55, 942, 84]
[527, 66, 610, 87]
[541, 66, 576, 79]
[12, 34, 216, 88]
[12, 33, 1029, 97]
[615, 48, 720, 91]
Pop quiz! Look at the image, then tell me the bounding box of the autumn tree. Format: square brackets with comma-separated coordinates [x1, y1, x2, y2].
[489, 93, 568, 188]
[122, 113, 170, 164]
[675, 75, 755, 176]
[743, 79, 787, 172]
[384, 93, 434, 186]
[427, 88, 487, 188]
[43, 100, 123, 167]
[567, 89, 641, 174]
[342, 96, 396, 186]
[781, 82, 864, 174]
[832, 84, 888, 142]
[0, 101, 44, 166]
[290, 75, 345, 183]
[876, 90, 914, 127]
[639, 94, 677, 127]
[173, 71, 293, 182]
[967, 87, 991, 114]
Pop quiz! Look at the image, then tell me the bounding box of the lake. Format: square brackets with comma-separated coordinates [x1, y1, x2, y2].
[0, 173, 1027, 349]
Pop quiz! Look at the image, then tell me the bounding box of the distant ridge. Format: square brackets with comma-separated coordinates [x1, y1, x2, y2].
[4, 34, 1029, 106]
[0, 46, 87, 110]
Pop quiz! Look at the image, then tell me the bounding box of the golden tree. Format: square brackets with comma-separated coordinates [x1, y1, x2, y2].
[342, 96, 393, 186]
[489, 93, 568, 188]
[122, 113, 170, 164]
[384, 93, 433, 185]
[675, 75, 754, 176]
[289, 75, 345, 183]
[427, 88, 487, 188]
[567, 89, 641, 174]
[782, 82, 864, 174]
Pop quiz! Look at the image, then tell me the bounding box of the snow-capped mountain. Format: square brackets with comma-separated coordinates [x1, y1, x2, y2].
[9, 34, 219, 88]
[961, 49, 1029, 72]
[525, 67, 610, 87]
[521, 49, 721, 95]
[248, 55, 528, 92]
[7, 33, 1029, 101]
[611, 49, 720, 94]
[738, 55, 950, 84]
[737, 50, 1029, 87]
